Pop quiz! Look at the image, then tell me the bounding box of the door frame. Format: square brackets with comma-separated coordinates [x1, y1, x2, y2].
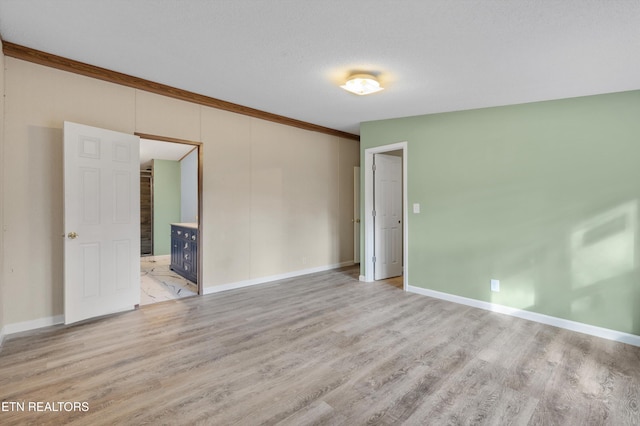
[135, 132, 204, 295]
[363, 142, 408, 289]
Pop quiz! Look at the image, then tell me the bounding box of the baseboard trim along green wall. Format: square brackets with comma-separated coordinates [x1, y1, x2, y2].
[408, 285, 640, 347]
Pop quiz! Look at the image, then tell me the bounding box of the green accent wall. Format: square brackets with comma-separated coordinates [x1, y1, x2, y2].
[361, 90, 640, 335]
[153, 159, 181, 255]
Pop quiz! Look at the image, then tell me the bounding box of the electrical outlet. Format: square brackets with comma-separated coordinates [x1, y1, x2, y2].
[490, 279, 500, 292]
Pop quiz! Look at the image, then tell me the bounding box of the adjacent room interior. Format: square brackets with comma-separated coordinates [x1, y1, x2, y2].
[138, 138, 200, 305]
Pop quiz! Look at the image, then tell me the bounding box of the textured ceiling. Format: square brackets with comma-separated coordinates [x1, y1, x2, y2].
[139, 139, 194, 170]
[0, 1, 639, 135]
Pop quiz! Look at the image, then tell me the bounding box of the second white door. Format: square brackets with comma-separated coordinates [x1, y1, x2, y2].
[373, 154, 402, 280]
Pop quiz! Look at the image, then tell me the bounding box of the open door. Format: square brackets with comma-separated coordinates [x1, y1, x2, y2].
[373, 153, 403, 280]
[64, 122, 141, 324]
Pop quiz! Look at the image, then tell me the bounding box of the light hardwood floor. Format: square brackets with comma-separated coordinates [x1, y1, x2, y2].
[1, 266, 639, 425]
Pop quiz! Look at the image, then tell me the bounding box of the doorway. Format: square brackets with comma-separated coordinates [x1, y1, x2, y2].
[363, 142, 408, 290]
[137, 133, 203, 304]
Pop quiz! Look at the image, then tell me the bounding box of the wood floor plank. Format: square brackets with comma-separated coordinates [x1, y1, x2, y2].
[1, 266, 639, 425]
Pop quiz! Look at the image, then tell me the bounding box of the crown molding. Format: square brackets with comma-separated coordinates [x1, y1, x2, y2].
[134, 132, 202, 146]
[2, 41, 360, 141]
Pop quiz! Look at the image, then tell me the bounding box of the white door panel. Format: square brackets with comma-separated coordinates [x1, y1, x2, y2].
[64, 122, 140, 324]
[354, 166, 361, 264]
[374, 154, 402, 280]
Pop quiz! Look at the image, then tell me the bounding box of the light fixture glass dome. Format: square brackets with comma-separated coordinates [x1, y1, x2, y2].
[340, 74, 384, 95]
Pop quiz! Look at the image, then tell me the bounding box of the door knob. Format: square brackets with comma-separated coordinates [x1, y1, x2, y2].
[67, 232, 79, 239]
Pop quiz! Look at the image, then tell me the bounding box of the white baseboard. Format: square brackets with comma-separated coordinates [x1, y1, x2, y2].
[407, 285, 640, 347]
[0, 263, 355, 338]
[359, 275, 366, 281]
[3, 315, 65, 336]
[204, 261, 354, 295]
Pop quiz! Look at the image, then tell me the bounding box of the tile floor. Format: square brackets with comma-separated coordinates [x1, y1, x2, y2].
[140, 255, 197, 305]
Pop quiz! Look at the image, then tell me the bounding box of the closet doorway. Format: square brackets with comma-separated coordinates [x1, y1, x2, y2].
[363, 142, 408, 290]
[137, 134, 203, 305]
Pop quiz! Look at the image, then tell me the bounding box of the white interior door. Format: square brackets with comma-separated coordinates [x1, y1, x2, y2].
[354, 166, 361, 264]
[374, 154, 402, 280]
[64, 122, 140, 324]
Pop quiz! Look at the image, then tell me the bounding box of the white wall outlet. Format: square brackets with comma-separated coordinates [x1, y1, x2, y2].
[490, 279, 500, 292]
[413, 203, 420, 214]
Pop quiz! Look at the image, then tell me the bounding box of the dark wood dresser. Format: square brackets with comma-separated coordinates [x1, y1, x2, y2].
[170, 223, 198, 284]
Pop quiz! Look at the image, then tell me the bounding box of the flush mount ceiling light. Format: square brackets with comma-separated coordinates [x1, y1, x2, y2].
[340, 73, 384, 96]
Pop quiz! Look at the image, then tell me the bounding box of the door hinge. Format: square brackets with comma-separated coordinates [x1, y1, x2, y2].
[372, 163, 376, 172]
[372, 210, 376, 217]
[372, 256, 376, 263]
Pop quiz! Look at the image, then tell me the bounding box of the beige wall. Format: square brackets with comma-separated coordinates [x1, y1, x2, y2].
[2, 57, 359, 326]
[203, 108, 359, 285]
[0, 41, 5, 337]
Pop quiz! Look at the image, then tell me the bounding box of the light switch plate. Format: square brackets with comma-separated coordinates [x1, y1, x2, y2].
[413, 203, 420, 214]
